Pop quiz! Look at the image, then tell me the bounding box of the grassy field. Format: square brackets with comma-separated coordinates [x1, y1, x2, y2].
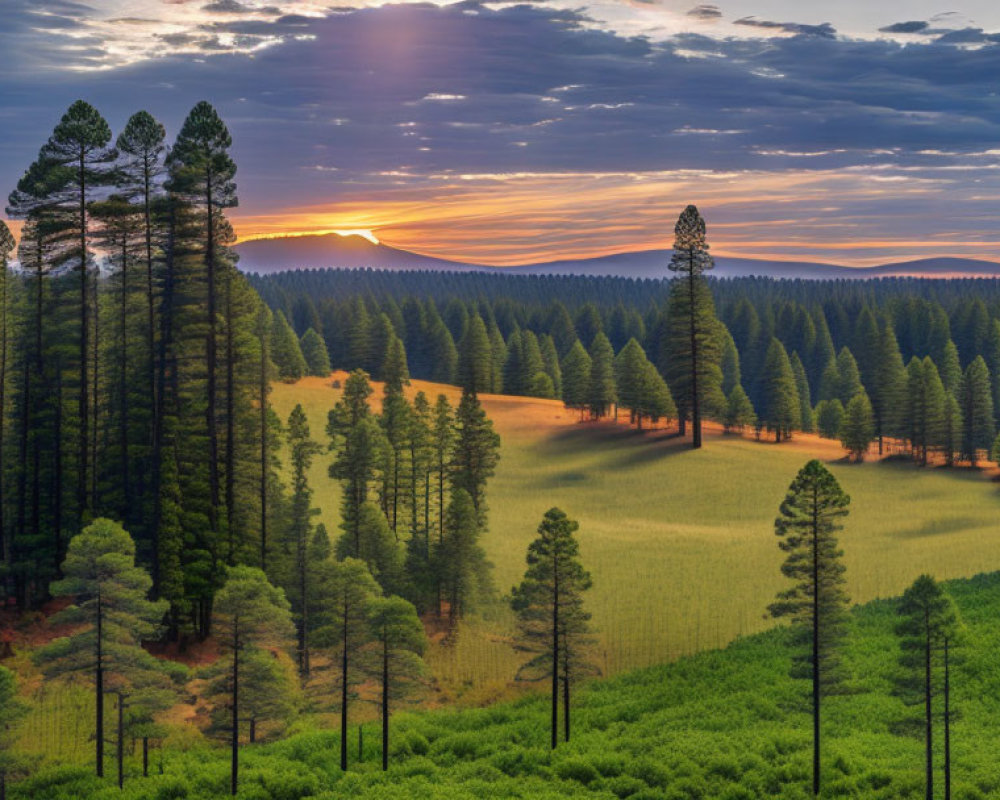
[17, 572, 1000, 799]
[270, 373, 1000, 696]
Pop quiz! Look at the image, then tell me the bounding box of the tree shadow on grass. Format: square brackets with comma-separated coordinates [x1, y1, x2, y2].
[893, 516, 988, 539]
[534, 420, 693, 471]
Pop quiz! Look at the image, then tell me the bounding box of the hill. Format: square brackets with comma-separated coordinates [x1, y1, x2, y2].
[16, 571, 1000, 799]
[269, 374, 1000, 695]
[235, 233, 1000, 280]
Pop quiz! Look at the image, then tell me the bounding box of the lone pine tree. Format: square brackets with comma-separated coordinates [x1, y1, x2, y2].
[664, 205, 721, 448]
[769, 461, 851, 797]
[511, 508, 593, 749]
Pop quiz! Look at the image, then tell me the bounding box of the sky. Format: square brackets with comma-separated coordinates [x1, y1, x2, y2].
[3, 1, 1000, 266]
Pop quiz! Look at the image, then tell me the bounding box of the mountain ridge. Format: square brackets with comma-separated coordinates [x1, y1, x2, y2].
[235, 232, 1000, 280]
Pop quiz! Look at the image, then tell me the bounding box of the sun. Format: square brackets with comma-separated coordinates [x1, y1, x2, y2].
[333, 229, 380, 245]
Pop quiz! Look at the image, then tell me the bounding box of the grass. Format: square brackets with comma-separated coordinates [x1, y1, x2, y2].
[16, 571, 1000, 799]
[269, 373, 1000, 695]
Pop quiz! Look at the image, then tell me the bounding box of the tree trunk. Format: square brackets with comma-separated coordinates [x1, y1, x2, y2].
[117, 692, 124, 790]
[551, 561, 559, 750]
[205, 175, 220, 547]
[944, 637, 951, 800]
[925, 609, 933, 800]
[340, 598, 349, 771]
[249, 717, 256, 744]
[259, 332, 268, 570]
[96, 593, 104, 777]
[563, 669, 570, 744]
[382, 636, 389, 771]
[143, 737, 149, 777]
[688, 265, 701, 449]
[231, 626, 239, 796]
[811, 490, 820, 797]
[78, 148, 90, 522]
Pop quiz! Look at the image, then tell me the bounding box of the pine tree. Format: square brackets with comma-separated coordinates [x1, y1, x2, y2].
[336, 501, 404, 596]
[790, 352, 813, 433]
[0, 223, 14, 593]
[212, 565, 294, 796]
[942, 392, 962, 467]
[167, 101, 238, 556]
[587, 333, 616, 419]
[283, 405, 322, 675]
[664, 205, 721, 448]
[938, 340, 962, 395]
[457, 314, 492, 395]
[330, 416, 386, 560]
[959, 356, 994, 466]
[906, 357, 947, 466]
[871, 320, 907, 454]
[511, 508, 593, 749]
[761, 338, 800, 442]
[769, 461, 850, 798]
[364, 596, 427, 771]
[894, 575, 962, 800]
[436, 489, 492, 621]
[271, 311, 307, 382]
[539, 334, 562, 398]
[35, 519, 170, 778]
[615, 338, 647, 424]
[451, 391, 500, 527]
[300, 328, 331, 376]
[560, 340, 592, 413]
[636, 360, 676, 430]
[840, 391, 875, 462]
[724, 385, 756, 433]
[719, 325, 741, 397]
[314, 558, 380, 772]
[815, 399, 845, 440]
[834, 347, 863, 406]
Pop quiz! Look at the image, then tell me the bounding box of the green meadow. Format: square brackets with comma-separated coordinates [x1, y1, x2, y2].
[270, 375, 1000, 697]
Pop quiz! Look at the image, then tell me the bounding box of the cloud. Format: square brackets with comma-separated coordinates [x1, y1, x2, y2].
[734, 17, 837, 38]
[686, 5, 722, 21]
[879, 20, 929, 34]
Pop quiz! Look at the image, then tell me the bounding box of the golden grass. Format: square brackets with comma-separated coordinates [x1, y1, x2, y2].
[271, 373, 1000, 697]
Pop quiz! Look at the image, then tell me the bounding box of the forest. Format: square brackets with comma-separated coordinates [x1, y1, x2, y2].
[1, 100, 1000, 800]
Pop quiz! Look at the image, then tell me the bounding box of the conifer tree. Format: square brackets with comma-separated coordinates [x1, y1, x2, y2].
[791, 351, 813, 433]
[834, 347, 863, 406]
[840, 391, 875, 462]
[664, 205, 721, 448]
[451, 391, 500, 527]
[457, 314, 492, 395]
[942, 392, 962, 467]
[336, 501, 404, 596]
[271, 311, 307, 382]
[959, 356, 994, 466]
[938, 340, 962, 395]
[761, 338, 800, 442]
[330, 416, 386, 559]
[871, 321, 907, 454]
[40, 100, 117, 519]
[894, 575, 962, 800]
[0, 223, 14, 589]
[427, 314, 458, 385]
[511, 508, 593, 749]
[212, 565, 294, 796]
[815, 399, 845, 440]
[436, 489, 492, 621]
[430, 394, 455, 550]
[719, 325, 741, 397]
[539, 334, 562, 398]
[724, 385, 756, 434]
[35, 519, 169, 778]
[300, 328, 331, 376]
[587, 333, 616, 419]
[635, 360, 676, 430]
[314, 558, 380, 772]
[906, 357, 946, 466]
[769, 461, 851, 798]
[615, 338, 647, 424]
[364, 596, 427, 771]
[167, 101, 238, 550]
[560, 340, 592, 413]
[284, 405, 322, 675]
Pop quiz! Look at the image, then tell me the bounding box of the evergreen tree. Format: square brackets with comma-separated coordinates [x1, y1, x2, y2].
[35, 519, 169, 778]
[719, 325, 741, 397]
[870, 321, 907, 454]
[941, 391, 962, 468]
[815, 399, 845, 439]
[212, 565, 294, 796]
[894, 575, 962, 800]
[364, 596, 427, 771]
[664, 205, 721, 447]
[761, 338, 800, 442]
[834, 347, 863, 406]
[587, 333, 616, 419]
[451, 391, 500, 527]
[938, 340, 962, 394]
[560, 340, 592, 413]
[300, 328, 331, 376]
[283, 405, 322, 675]
[457, 314, 492, 395]
[615, 338, 646, 424]
[336, 501, 404, 596]
[271, 311, 307, 382]
[724, 385, 756, 434]
[539, 334, 562, 398]
[0, 223, 14, 593]
[427, 314, 458, 385]
[791, 352, 813, 433]
[511, 508, 593, 748]
[906, 357, 947, 466]
[314, 558, 380, 772]
[769, 461, 850, 798]
[436, 489, 492, 621]
[959, 356, 994, 466]
[330, 417, 387, 562]
[840, 391, 875, 462]
[635, 360, 676, 430]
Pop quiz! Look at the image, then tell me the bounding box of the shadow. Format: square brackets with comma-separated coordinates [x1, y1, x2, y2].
[533, 420, 695, 471]
[894, 516, 987, 539]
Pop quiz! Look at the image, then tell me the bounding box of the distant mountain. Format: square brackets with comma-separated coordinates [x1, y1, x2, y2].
[235, 233, 1000, 280]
